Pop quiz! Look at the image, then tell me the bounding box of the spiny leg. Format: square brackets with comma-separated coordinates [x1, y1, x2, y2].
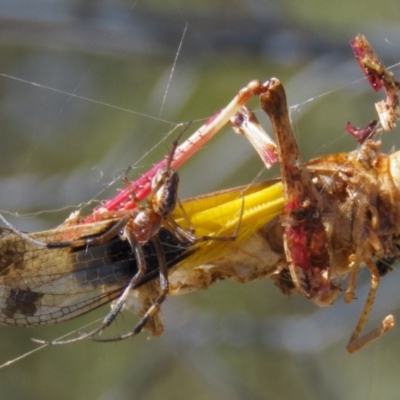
[92, 235, 170, 342]
[258, 78, 337, 305]
[345, 202, 382, 304]
[46, 214, 132, 249]
[346, 259, 395, 353]
[345, 253, 361, 304]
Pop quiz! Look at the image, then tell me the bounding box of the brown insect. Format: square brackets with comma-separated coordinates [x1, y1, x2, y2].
[167, 35, 400, 353]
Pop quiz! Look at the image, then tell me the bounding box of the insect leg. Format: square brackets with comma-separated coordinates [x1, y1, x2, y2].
[347, 259, 395, 353]
[258, 78, 338, 306]
[92, 234, 169, 342]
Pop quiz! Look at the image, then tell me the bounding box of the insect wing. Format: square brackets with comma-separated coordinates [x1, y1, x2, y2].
[168, 180, 285, 291]
[0, 222, 189, 327]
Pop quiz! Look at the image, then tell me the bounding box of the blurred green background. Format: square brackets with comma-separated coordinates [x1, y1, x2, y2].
[0, 0, 400, 399]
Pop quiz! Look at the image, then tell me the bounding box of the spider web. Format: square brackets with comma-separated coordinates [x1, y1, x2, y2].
[0, 1, 400, 399]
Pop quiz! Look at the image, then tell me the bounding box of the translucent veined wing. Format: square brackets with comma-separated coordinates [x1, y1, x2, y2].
[0, 223, 189, 327]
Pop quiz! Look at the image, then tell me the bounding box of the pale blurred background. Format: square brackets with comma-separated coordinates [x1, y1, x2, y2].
[0, 1, 400, 399]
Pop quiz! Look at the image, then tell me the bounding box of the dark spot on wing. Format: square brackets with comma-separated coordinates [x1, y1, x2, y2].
[4, 288, 44, 318]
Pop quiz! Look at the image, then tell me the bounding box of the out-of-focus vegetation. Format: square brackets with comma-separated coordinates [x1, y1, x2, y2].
[0, 1, 399, 399]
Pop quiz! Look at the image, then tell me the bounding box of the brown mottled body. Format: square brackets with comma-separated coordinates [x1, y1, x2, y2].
[257, 77, 399, 352]
[170, 55, 400, 352]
